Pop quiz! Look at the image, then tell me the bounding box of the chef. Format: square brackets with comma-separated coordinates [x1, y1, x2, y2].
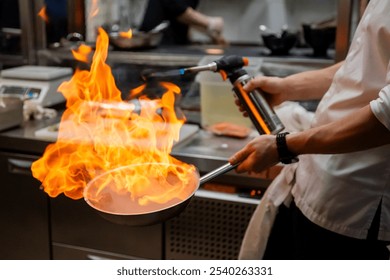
[231, 0, 390, 260]
[139, 0, 226, 45]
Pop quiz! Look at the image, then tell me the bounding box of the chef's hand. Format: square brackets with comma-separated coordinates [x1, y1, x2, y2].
[229, 134, 279, 174]
[243, 75, 287, 107]
[238, 62, 344, 111]
[207, 16, 228, 45]
[234, 75, 286, 117]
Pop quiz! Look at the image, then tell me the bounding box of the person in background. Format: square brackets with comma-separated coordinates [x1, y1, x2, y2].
[0, 0, 20, 56]
[139, 0, 226, 45]
[45, 0, 68, 44]
[231, 0, 390, 260]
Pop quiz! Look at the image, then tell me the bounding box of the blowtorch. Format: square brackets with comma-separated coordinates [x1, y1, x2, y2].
[142, 55, 285, 135]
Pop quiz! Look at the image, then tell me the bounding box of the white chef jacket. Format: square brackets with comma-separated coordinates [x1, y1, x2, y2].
[293, 0, 390, 241]
[240, 0, 390, 260]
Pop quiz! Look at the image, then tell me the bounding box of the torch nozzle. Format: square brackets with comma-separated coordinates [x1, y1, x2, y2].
[140, 55, 249, 81]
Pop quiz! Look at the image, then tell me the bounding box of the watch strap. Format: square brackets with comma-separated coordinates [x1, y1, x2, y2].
[276, 132, 299, 164]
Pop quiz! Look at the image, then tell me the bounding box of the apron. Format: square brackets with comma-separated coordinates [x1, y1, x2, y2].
[239, 101, 312, 259]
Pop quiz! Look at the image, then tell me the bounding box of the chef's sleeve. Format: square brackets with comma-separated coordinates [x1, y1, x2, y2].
[370, 85, 390, 131]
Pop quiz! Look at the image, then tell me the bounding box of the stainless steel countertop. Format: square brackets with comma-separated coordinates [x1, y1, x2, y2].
[171, 129, 273, 190]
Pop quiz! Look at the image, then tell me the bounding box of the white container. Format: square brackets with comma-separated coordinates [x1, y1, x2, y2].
[197, 55, 263, 129]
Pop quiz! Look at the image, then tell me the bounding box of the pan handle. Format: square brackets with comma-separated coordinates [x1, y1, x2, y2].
[199, 162, 239, 185]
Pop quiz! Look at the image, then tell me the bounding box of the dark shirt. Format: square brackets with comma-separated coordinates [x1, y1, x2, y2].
[139, 0, 199, 45]
[0, 0, 20, 28]
[45, 0, 68, 43]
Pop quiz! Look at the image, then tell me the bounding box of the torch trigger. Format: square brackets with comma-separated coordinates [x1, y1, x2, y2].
[219, 70, 228, 81]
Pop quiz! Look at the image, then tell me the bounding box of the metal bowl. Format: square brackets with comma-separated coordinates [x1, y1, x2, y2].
[108, 21, 169, 50]
[109, 31, 163, 50]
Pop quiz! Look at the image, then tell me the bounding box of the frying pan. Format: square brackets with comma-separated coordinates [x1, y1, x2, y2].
[84, 162, 237, 226]
[108, 21, 169, 50]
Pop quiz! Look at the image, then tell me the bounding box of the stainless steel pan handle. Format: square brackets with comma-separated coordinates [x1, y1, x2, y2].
[199, 162, 239, 185]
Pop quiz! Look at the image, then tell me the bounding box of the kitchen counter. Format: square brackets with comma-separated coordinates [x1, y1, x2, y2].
[38, 43, 335, 67]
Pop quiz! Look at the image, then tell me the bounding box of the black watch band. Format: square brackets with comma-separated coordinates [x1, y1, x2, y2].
[276, 132, 299, 164]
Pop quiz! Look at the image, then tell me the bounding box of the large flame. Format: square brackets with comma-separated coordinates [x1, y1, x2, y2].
[71, 44, 93, 63]
[31, 28, 196, 207]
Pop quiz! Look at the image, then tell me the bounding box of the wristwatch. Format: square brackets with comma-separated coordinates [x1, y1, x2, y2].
[276, 132, 299, 164]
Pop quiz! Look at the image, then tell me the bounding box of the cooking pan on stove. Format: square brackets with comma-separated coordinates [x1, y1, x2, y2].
[84, 162, 237, 226]
[108, 21, 169, 50]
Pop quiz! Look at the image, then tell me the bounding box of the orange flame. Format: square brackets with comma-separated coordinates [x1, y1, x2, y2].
[31, 28, 195, 207]
[119, 29, 133, 39]
[71, 44, 93, 63]
[38, 5, 49, 23]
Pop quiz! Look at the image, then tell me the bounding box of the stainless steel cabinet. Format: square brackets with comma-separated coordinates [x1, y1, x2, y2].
[166, 192, 257, 260]
[0, 151, 163, 260]
[50, 189, 163, 259]
[0, 152, 51, 259]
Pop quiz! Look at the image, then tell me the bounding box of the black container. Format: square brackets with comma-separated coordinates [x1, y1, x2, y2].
[302, 24, 336, 57]
[261, 32, 298, 56]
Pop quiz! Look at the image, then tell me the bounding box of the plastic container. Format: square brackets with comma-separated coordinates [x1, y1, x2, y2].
[196, 55, 263, 129]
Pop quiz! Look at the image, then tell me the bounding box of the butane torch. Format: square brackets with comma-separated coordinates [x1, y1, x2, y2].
[143, 55, 285, 135]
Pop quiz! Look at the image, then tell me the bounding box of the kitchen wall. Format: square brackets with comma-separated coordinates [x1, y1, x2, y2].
[85, 0, 338, 44]
[193, 0, 338, 44]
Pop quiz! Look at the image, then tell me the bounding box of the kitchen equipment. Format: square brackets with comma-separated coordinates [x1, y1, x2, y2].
[84, 162, 237, 226]
[196, 55, 259, 129]
[229, 66, 284, 134]
[0, 95, 23, 131]
[142, 55, 285, 135]
[0, 65, 72, 107]
[260, 25, 298, 56]
[302, 23, 336, 57]
[108, 21, 169, 50]
[0, 27, 21, 54]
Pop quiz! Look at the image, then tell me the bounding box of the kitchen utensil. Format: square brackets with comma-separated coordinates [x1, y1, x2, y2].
[259, 25, 275, 36]
[108, 21, 169, 49]
[0, 65, 72, 107]
[259, 24, 298, 55]
[302, 24, 336, 57]
[142, 55, 284, 135]
[141, 55, 249, 81]
[261, 32, 298, 56]
[84, 162, 237, 226]
[0, 27, 21, 54]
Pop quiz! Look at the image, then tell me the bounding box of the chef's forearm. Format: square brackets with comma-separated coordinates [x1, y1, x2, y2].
[287, 105, 390, 155]
[177, 7, 209, 30]
[284, 61, 343, 101]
